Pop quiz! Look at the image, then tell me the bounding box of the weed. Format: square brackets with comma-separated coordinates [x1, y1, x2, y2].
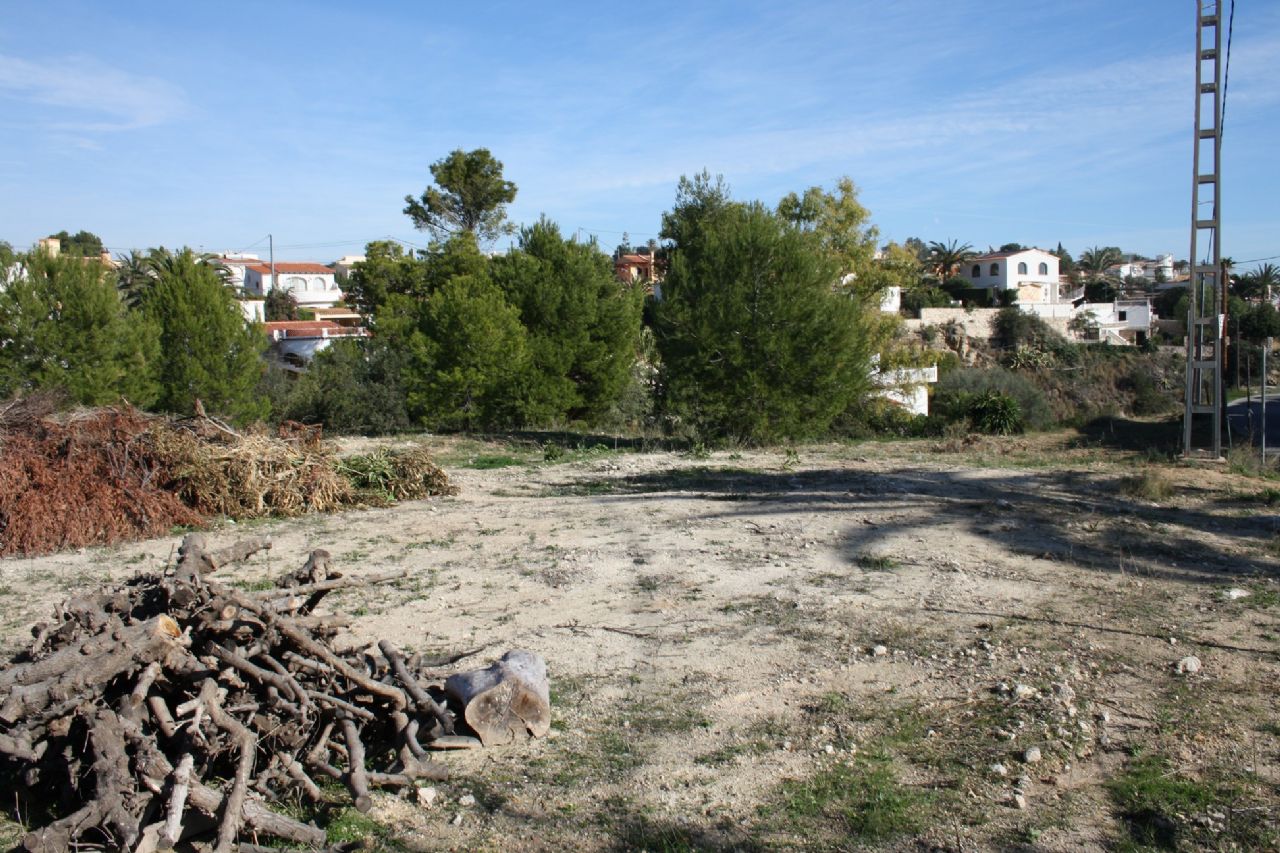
[815, 691, 850, 714]
[1227, 447, 1280, 480]
[634, 573, 663, 593]
[856, 553, 899, 571]
[405, 537, 454, 549]
[229, 577, 276, 592]
[769, 753, 929, 842]
[1107, 751, 1276, 851]
[467, 454, 526, 469]
[324, 806, 400, 847]
[696, 739, 764, 767]
[1247, 582, 1280, 608]
[1117, 470, 1174, 502]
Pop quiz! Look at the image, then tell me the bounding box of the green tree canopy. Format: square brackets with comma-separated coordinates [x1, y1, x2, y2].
[344, 240, 429, 317]
[264, 287, 299, 321]
[776, 177, 878, 283]
[0, 250, 159, 405]
[653, 196, 875, 444]
[1053, 242, 1075, 274]
[659, 170, 735, 256]
[49, 229, 105, 256]
[1239, 302, 1280, 342]
[141, 248, 267, 423]
[408, 277, 529, 430]
[274, 338, 410, 434]
[491, 218, 643, 424]
[403, 148, 518, 246]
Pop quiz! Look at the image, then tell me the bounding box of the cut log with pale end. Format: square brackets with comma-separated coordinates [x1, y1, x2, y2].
[443, 650, 550, 747]
[0, 615, 183, 725]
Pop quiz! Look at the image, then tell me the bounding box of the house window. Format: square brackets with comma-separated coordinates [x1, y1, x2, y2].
[971, 265, 981, 278]
[989, 263, 999, 276]
[1038, 262, 1049, 275]
[1017, 262, 1028, 275]
[1118, 311, 1128, 321]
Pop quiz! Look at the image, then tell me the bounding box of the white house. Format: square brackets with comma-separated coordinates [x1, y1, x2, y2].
[264, 320, 368, 371]
[330, 255, 365, 277]
[243, 262, 344, 308]
[872, 362, 939, 416]
[1108, 254, 1175, 282]
[966, 248, 1062, 304]
[213, 252, 261, 291]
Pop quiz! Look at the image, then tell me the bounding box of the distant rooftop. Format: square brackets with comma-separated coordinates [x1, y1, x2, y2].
[246, 262, 335, 275]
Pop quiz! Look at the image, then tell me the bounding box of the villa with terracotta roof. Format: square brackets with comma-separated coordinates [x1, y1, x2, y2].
[263, 320, 368, 371]
[614, 251, 666, 288]
[965, 247, 1064, 304]
[243, 262, 344, 308]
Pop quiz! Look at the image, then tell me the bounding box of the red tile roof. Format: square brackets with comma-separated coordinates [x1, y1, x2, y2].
[247, 263, 335, 275]
[264, 321, 344, 334]
[972, 248, 1054, 261]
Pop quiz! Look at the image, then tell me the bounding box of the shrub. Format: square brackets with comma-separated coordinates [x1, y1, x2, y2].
[278, 339, 410, 435]
[900, 287, 952, 316]
[1126, 368, 1177, 416]
[833, 397, 930, 439]
[969, 390, 1023, 434]
[994, 306, 1059, 351]
[932, 368, 1053, 432]
[1117, 470, 1174, 501]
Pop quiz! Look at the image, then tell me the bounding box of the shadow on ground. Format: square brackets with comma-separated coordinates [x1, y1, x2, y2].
[548, 460, 1280, 585]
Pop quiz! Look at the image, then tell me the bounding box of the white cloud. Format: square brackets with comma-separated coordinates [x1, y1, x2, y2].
[0, 53, 187, 131]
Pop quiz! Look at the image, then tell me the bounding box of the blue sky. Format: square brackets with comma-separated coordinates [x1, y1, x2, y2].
[1, 1, 1277, 269]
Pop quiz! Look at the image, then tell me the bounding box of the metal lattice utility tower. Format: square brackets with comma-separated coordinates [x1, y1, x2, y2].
[1184, 1, 1226, 458]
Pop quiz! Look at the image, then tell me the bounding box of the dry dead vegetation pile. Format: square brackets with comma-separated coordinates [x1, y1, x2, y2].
[0, 534, 549, 851]
[0, 400, 457, 559]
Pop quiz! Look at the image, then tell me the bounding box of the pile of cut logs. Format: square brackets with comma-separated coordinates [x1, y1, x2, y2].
[0, 534, 550, 852]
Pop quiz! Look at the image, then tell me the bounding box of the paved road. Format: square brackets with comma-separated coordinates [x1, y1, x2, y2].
[1226, 391, 1280, 450]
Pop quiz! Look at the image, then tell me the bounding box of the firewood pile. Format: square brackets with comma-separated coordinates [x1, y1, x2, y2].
[0, 534, 550, 852]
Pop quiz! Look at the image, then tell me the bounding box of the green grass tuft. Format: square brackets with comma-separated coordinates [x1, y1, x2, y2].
[772, 754, 929, 842]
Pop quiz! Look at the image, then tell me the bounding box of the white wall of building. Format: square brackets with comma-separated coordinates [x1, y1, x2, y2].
[240, 299, 265, 323]
[966, 249, 1060, 302]
[244, 267, 343, 308]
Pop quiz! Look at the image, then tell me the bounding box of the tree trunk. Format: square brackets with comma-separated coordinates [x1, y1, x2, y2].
[443, 650, 550, 747]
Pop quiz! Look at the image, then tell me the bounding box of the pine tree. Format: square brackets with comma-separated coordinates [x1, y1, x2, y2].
[0, 250, 159, 405]
[410, 276, 530, 430]
[491, 218, 643, 425]
[653, 199, 874, 444]
[142, 249, 267, 423]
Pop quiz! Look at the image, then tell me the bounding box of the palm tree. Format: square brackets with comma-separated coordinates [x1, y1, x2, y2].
[1077, 246, 1123, 302]
[1253, 262, 1279, 302]
[115, 250, 156, 309]
[926, 239, 975, 283]
[1077, 246, 1122, 280]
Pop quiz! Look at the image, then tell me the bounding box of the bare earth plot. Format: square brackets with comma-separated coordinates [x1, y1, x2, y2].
[2, 433, 1278, 851]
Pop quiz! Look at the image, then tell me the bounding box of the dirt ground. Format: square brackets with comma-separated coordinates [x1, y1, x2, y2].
[2, 431, 1279, 851]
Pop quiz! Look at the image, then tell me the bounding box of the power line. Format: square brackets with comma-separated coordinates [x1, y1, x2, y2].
[1221, 0, 1235, 135]
[234, 234, 271, 254]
